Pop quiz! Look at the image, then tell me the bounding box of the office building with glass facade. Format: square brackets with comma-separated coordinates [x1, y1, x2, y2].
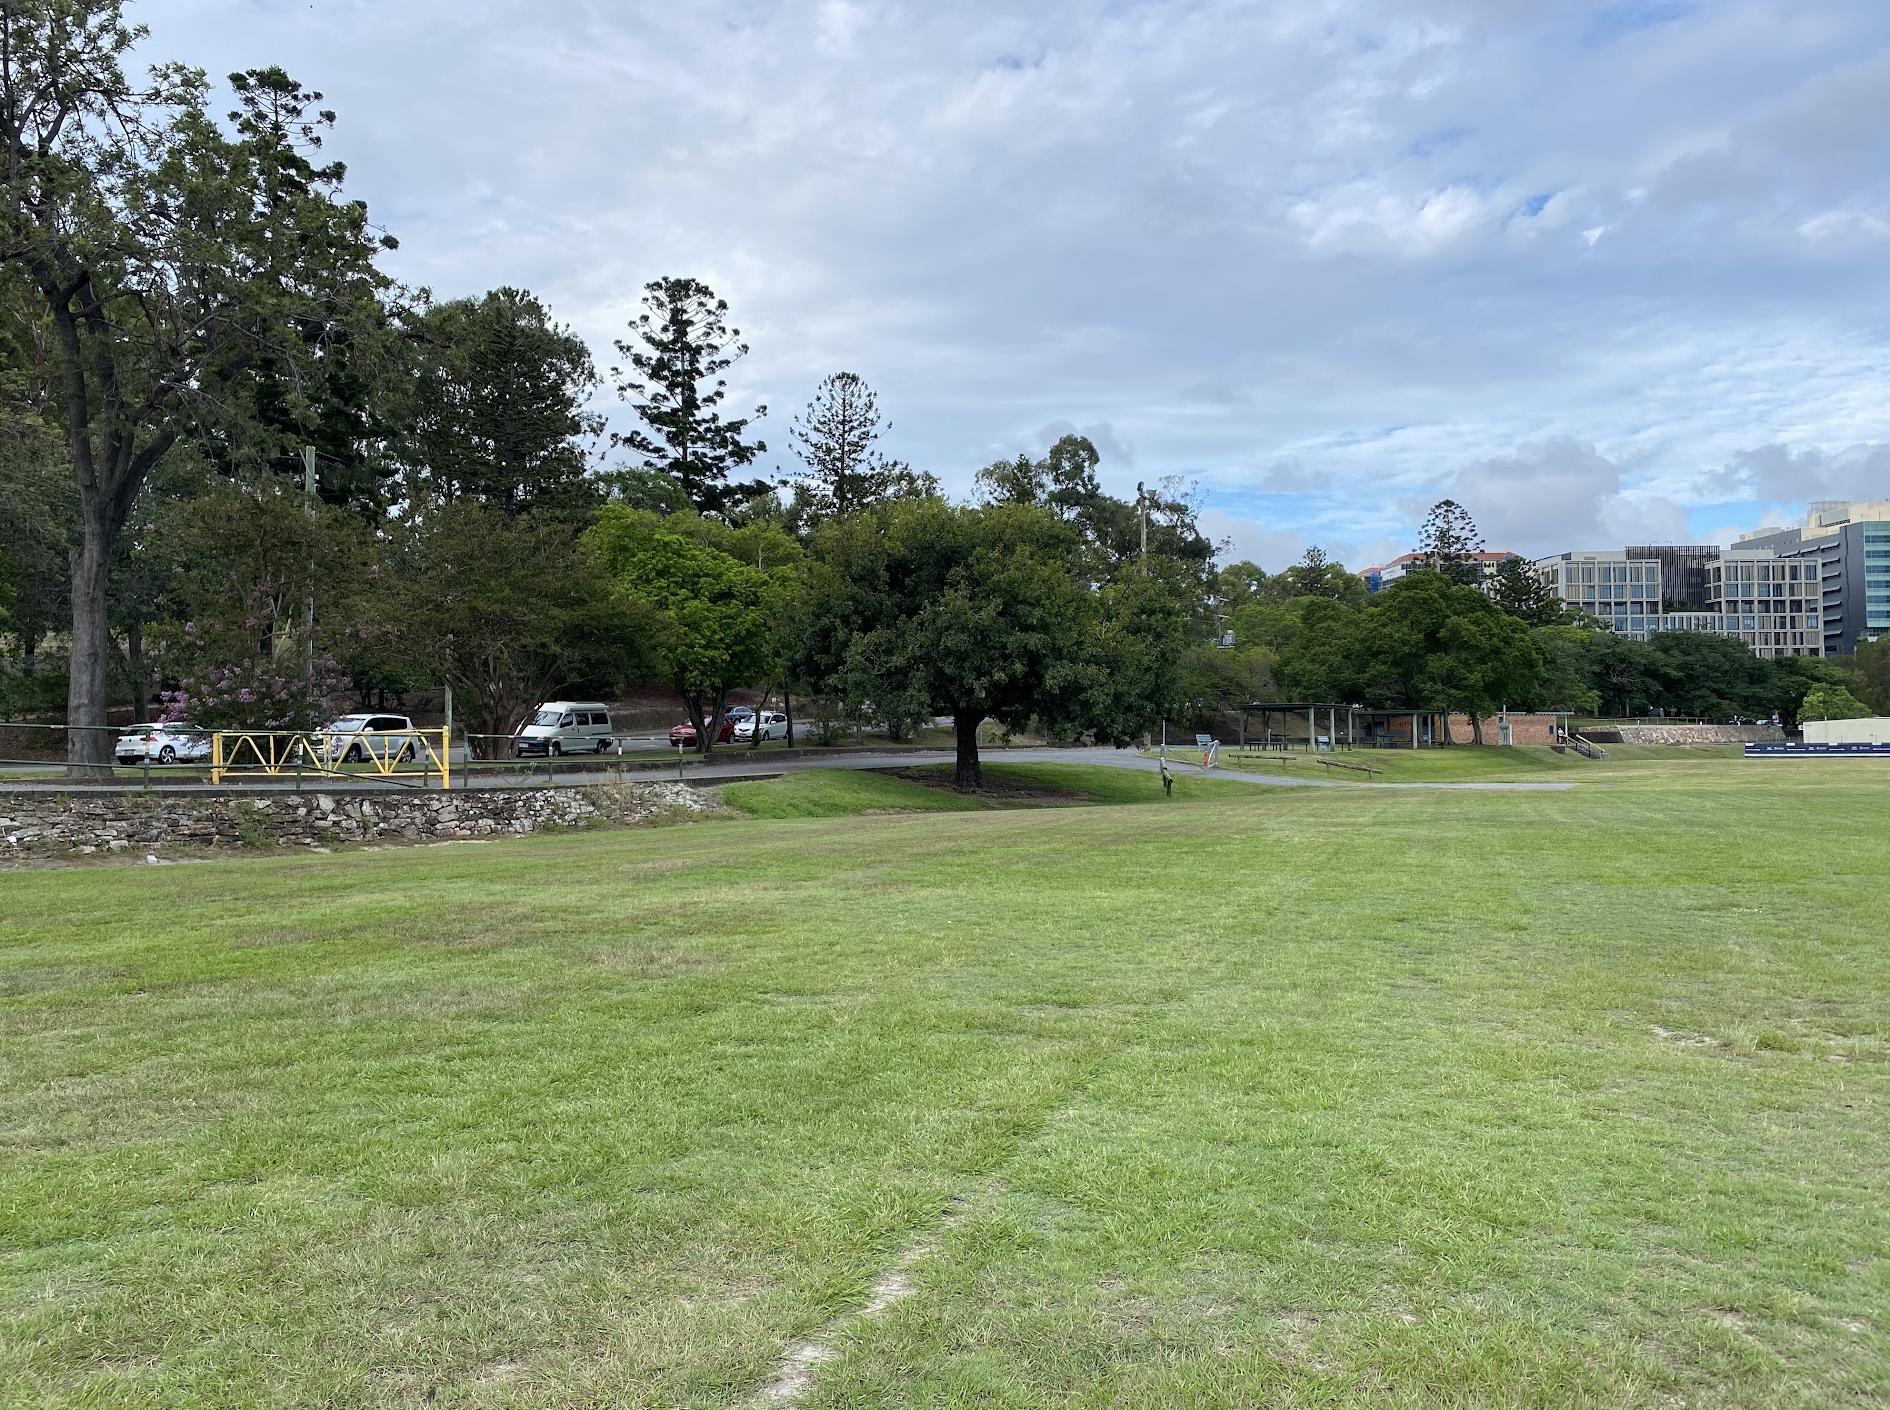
[1533, 548, 1824, 657]
[1738, 501, 1890, 654]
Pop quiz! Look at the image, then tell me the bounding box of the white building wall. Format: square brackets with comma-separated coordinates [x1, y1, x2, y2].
[1802, 717, 1890, 745]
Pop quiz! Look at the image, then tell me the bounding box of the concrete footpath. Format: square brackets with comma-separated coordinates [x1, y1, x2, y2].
[0, 746, 1575, 794]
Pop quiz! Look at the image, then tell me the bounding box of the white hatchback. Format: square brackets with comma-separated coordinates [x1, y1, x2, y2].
[730, 710, 789, 743]
[115, 723, 211, 766]
[315, 713, 419, 763]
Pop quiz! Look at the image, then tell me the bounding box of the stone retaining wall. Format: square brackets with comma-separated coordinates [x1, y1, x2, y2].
[1594, 723, 1786, 746]
[0, 781, 714, 857]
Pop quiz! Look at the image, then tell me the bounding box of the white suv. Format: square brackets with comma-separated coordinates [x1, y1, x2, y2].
[315, 713, 419, 763]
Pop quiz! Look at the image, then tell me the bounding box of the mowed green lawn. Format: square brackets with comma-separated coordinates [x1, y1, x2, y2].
[2, 758, 1887, 1408]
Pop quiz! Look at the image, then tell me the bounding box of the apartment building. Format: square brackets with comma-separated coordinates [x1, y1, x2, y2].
[1532, 547, 1824, 657]
[1623, 544, 1716, 610]
[1532, 551, 1664, 637]
[1702, 551, 1824, 657]
[1360, 549, 1521, 593]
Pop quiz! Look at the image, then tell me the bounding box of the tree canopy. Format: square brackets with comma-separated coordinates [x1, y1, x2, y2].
[395, 287, 602, 517]
[1416, 499, 1485, 586]
[1, 3, 395, 769]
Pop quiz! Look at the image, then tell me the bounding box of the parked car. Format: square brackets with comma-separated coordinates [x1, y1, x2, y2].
[668, 707, 751, 747]
[115, 723, 211, 766]
[515, 701, 615, 757]
[314, 713, 418, 763]
[731, 710, 789, 743]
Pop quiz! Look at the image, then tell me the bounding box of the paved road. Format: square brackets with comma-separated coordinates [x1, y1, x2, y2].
[0, 746, 1574, 794]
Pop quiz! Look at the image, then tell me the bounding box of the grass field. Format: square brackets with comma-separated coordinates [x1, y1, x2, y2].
[1196, 741, 1757, 784]
[723, 762, 1264, 817]
[3, 754, 1888, 1407]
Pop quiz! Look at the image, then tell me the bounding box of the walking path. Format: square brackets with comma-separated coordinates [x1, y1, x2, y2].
[0, 746, 1574, 794]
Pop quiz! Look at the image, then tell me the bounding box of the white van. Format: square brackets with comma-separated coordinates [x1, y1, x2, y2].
[515, 701, 615, 757]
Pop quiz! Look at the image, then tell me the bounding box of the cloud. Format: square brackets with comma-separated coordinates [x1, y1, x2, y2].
[1425, 439, 1690, 555]
[1711, 441, 1890, 503]
[141, 0, 1890, 547]
[1026, 420, 1135, 469]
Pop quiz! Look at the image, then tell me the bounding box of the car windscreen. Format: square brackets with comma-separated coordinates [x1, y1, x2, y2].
[530, 709, 562, 727]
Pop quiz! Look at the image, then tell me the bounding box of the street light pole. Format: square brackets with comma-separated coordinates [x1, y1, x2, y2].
[301, 446, 317, 696]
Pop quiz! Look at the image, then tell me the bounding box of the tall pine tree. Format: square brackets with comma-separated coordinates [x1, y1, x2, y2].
[611, 277, 769, 516]
[1416, 499, 1485, 586]
[791, 371, 890, 515]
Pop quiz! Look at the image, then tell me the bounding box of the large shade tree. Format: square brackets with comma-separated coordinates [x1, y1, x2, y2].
[588, 506, 782, 757]
[796, 499, 1191, 787]
[0, 4, 394, 770]
[394, 287, 601, 517]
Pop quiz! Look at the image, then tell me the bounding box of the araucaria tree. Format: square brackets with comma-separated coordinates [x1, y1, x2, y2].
[1490, 558, 1567, 626]
[789, 370, 902, 517]
[0, 4, 394, 771]
[1416, 499, 1485, 586]
[611, 277, 769, 517]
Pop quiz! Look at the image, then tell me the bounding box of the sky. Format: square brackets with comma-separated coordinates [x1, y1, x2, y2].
[150, 0, 1890, 571]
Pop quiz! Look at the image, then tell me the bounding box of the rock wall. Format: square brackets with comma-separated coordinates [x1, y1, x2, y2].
[0, 781, 714, 857]
[1593, 723, 1786, 745]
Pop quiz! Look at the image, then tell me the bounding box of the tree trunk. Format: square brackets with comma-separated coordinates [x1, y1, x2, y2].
[1470, 712, 1484, 746]
[705, 689, 728, 758]
[784, 691, 794, 747]
[65, 529, 114, 775]
[1439, 711, 1454, 746]
[953, 712, 982, 790]
[749, 688, 769, 751]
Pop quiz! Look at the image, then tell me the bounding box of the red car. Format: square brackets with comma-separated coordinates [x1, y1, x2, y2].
[668, 708, 751, 747]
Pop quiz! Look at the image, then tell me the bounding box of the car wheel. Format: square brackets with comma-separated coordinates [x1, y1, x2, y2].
[399, 744, 415, 763]
[596, 738, 611, 754]
[158, 745, 177, 763]
[549, 741, 562, 758]
[345, 743, 363, 763]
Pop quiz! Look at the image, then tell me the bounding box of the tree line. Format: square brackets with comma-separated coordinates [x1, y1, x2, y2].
[1210, 502, 1884, 737]
[3, 2, 1883, 785]
[1, 0, 1229, 785]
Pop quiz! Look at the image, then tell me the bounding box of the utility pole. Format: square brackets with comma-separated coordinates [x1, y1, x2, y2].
[1137, 481, 1148, 575]
[301, 447, 317, 697]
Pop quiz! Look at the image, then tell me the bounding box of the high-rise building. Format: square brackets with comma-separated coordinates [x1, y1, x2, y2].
[1738, 500, 1890, 654]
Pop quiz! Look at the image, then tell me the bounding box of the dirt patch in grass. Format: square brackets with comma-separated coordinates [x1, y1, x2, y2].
[892, 768, 1085, 806]
[588, 943, 719, 980]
